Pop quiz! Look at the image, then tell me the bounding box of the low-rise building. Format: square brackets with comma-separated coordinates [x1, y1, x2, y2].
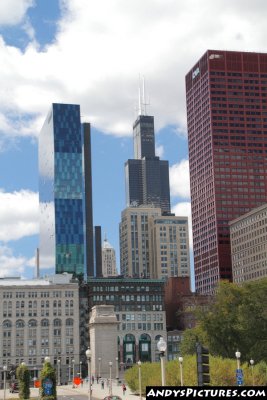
[87, 277, 166, 365]
[0, 274, 80, 385]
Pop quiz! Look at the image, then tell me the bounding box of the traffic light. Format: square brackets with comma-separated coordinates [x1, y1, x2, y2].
[196, 343, 210, 386]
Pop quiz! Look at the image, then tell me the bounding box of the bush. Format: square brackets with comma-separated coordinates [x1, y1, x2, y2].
[124, 356, 267, 389]
[16, 363, 30, 399]
[40, 359, 57, 400]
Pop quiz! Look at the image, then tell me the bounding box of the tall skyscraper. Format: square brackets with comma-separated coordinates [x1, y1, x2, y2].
[125, 114, 171, 213]
[39, 103, 94, 278]
[186, 50, 267, 294]
[94, 225, 102, 277]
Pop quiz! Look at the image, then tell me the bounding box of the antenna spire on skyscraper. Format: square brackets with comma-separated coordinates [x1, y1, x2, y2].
[137, 75, 150, 116]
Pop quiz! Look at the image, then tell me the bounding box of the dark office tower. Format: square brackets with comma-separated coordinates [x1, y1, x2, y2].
[83, 123, 94, 277]
[186, 50, 267, 294]
[125, 114, 171, 214]
[39, 103, 94, 278]
[94, 226, 102, 277]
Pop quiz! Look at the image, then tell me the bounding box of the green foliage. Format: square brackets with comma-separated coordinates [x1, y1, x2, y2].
[180, 325, 208, 355]
[16, 363, 30, 399]
[124, 357, 267, 388]
[40, 360, 57, 400]
[185, 279, 267, 362]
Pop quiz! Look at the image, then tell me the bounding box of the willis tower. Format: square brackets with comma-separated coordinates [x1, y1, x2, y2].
[125, 82, 171, 214]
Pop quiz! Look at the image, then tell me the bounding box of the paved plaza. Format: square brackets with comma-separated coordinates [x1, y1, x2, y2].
[0, 379, 143, 400]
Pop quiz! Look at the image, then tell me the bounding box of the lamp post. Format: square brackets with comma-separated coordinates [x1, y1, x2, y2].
[157, 337, 167, 386]
[44, 357, 50, 364]
[116, 357, 119, 385]
[178, 357, 184, 386]
[72, 359, 75, 384]
[109, 361, 113, 396]
[86, 348, 92, 400]
[137, 361, 142, 400]
[250, 359, 255, 386]
[235, 350, 241, 370]
[98, 357, 102, 378]
[68, 363, 71, 383]
[3, 365, 7, 400]
[57, 359, 61, 386]
[79, 361, 82, 379]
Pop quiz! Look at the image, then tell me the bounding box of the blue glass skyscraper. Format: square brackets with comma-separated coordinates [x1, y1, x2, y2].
[39, 103, 94, 277]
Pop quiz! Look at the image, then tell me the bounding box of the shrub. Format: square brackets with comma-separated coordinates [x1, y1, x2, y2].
[16, 363, 30, 399]
[40, 359, 57, 400]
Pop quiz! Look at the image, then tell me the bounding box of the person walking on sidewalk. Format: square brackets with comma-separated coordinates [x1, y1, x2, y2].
[122, 383, 126, 396]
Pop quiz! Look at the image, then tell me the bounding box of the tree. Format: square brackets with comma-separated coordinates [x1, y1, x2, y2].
[180, 325, 207, 355]
[16, 363, 30, 400]
[40, 358, 57, 400]
[196, 279, 267, 361]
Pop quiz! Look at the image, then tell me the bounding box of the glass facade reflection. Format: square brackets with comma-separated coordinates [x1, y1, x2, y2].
[39, 103, 90, 277]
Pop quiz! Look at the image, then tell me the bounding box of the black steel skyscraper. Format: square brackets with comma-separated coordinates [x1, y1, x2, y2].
[125, 111, 171, 213]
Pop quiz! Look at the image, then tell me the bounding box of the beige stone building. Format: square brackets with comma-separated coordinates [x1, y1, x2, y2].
[102, 237, 117, 277]
[119, 205, 190, 279]
[0, 274, 80, 385]
[230, 203, 267, 284]
[149, 215, 190, 279]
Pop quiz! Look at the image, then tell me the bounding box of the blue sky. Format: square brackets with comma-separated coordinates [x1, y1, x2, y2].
[0, 0, 267, 286]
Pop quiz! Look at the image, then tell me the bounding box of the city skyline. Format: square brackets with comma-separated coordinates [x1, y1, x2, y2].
[1, 0, 267, 282]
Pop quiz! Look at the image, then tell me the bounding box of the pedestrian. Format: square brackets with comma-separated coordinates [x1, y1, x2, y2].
[122, 383, 126, 396]
[92, 375, 94, 384]
[101, 380, 104, 389]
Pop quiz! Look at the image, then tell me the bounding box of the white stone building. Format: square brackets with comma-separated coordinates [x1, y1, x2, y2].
[0, 274, 80, 385]
[102, 237, 117, 277]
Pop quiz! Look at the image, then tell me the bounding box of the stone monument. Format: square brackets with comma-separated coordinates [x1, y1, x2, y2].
[89, 305, 119, 378]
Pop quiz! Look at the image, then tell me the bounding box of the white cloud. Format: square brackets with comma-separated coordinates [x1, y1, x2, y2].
[172, 201, 192, 250]
[0, 0, 267, 140]
[0, 244, 34, 278]
[0, 189, 39, 241]
[169, 159, 190, 199]
[155, 144, 164, 158]
[0, 0, 34, 26]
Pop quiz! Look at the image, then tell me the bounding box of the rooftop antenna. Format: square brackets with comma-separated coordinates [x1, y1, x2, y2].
[138, 74, 142, 116]
[137, 75, 150, 117]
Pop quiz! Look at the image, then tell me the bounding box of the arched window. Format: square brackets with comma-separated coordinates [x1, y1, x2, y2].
[41, 300, 45, 308]
[53, 319, 62, 327]
[66, 318, 73, 326]
[46, 300, 49, 308]
[21, 301, 24, 308]
[3, 301, 7, 309]
[41, 319, 49, 327]
[58, 300, 61, 307]
[33, 301, 37, 308]
[28, 319, 37, 327]
[70, 300, 73, 308]
[65, 300, 69, 307]
[16, 320, 25, 328]
[29, 301, 32, 308]
[53, 300, 57, 308]
[139, 333, 151, 362]
[16, 301, 20, 308]
[3, 320, 12, 328]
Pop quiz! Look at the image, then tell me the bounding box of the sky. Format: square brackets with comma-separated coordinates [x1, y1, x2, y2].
[0, 0, 267, 283]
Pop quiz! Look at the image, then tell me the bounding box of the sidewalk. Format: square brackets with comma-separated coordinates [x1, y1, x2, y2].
[0, 380, 143, 400]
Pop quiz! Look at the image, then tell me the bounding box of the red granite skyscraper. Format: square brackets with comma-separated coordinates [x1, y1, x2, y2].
[186, 50, 267, 294]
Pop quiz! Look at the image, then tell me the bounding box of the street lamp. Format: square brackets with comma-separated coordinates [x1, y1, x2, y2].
[44, 357, 50, 364]
[86, 348, 92, 400]
[3, 365, 7, 400]
[115, 357, 119, 385]
[68, 363, 71, 383]
[57, 359, 61, 386]
[137, 361, 142, 400]
[157, 337, 167, 386]
[98, 357, 102, 378]
[79, 361, 82, 378]
[109, 361, 113, 396]
[235, 350, 241, 370]
[178, 356, 184, 386]
[250, 359, 255, 386]
[72, 359, 75, 384]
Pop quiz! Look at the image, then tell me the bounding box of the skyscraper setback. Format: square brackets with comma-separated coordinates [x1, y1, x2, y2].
[186, 50, 267, 294]
[39, 103, 94, 278]
[125, 113, 171, 214]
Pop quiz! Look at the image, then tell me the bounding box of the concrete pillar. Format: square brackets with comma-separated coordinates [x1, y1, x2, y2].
[89, 305, 119, 378]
